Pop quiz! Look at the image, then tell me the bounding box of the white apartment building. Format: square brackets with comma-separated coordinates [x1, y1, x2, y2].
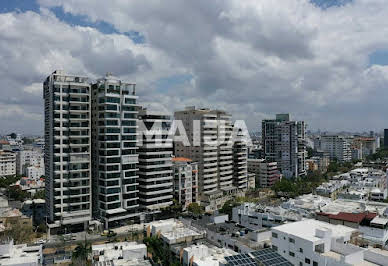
[232, 202, 302, 231]
[91, 74, 140, 228]
[174, 107, 238, 211]
[0, 151, 16, 177]
[27, 165, 45, 179]
[138, 108, 173, 211]
[91, 241, 149, 265]
[233, 128, 248, 190]
[262, 114, 306, 178]
[320, 135, 352, 162]
[44, 70, 93, 232]
[172, 157, 199, 209]
[247, 159, 280, 188]
[271, 219, 388, 266]
[16, 149, 44, 175]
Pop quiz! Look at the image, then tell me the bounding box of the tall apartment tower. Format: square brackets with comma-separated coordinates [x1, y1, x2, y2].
[384, 129, 388, 149]
[137, 108, 173, 212]
[262, 114, 306, 178]
[174, 107, 237, 211]
[91, 74, 139, 228]
[43, 70, 92, 232]
[320, 135, 351, 162]
[233, 128, 248, 190]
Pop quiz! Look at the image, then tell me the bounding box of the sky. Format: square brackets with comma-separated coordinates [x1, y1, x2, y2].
[1, 0, 388, 135]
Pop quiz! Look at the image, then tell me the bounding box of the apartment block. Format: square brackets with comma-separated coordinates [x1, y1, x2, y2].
[137, 108, 173, 212]
[248, 159, 280, 188]
[91, 74, 140, 228]
[174, 107, 240, 211]
[320, 135, 352, 162]
[172, 157, 199, 209]
[233, 129, 248, 190]
[16, 149, 44, 175]
[0, 151, 16, 177]
[262, 114, 306, 178]
[43, 70, 92, 232]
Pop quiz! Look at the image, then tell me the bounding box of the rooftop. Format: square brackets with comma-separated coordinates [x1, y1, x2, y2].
[272, 219, 356, 242]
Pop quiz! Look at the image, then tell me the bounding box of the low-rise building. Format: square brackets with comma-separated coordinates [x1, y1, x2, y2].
[182, 244, 237, 266]
[0, 207, 32, 232]
[172, 157, 199, 210]
[232, 203, 302, 230]
[316, 180, 349, 199]
[146, 219, 205, 245]
[91, 241, 150, 266]
[271, 219, 388, 266]
[0, 240, 42, 265]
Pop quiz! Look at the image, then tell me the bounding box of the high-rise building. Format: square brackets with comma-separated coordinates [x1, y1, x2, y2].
[91, 74, 140, 228]
[137, 108, 173, 212]
[262, 114, 306, 178]
[384, 129, 388, 149]
[172, 157, 199, 210]
[247, 159, 280, 188]
[174, 106, 245, 212]
[320, 135, 351, 162]
[43, 70, 92, 232]
[233, 129, 248, 190]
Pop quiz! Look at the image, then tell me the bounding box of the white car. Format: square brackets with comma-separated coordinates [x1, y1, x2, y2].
[35, 239, 46, 244]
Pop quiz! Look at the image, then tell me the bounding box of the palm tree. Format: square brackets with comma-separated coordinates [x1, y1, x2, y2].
[72, 237, 91, 266]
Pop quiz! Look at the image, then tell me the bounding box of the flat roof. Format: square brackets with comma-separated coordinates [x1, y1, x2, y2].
[370, 217, 388, 226]
[272, 219, 356, 242]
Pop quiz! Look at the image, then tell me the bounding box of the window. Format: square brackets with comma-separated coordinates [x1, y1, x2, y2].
[299, 248, 303, 253]
[305, 258, 311, 264]
[289, 251, 295, 257]
[289, 237, 295, 243]
[272, 232, 278, 238]
[299, 263, 303, 266]
[272, 245, 278, 251]
[313, 261, 318, 266]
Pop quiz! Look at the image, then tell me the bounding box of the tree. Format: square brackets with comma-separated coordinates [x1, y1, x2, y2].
[72, 238, 91, 266]
[33, 189, 45, 199]
[219, 200, 239, 217]
[187, 202, 203, 216]
[8, 186, 28, 201]
[0, 220, 35, 244]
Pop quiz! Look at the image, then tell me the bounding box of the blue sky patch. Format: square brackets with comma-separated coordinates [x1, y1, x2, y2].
[369, 50, 388, 66]
[311, 0, 353, 9]
[0, 0, 145, 43]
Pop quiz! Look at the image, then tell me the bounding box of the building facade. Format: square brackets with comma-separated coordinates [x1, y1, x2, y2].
[0, 151, 16, 177]
[43, 70, 92, 232]
[247, 159, 280, 188]
[262, 114, 306, 178]
[174, 107, 243, 211]
[172, 157, 199, 209]
[320, 135, 352, 162]
[91, 74, 140, 228]
[137, 108, 173, 212]
[16, 149, 44, 176]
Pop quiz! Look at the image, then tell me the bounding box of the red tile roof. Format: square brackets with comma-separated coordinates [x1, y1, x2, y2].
[172, 157, 192, 162]
[327, 212, 377, 223]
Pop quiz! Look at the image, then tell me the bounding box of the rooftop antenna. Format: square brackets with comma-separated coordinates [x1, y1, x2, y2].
[133, 84, 136, 95]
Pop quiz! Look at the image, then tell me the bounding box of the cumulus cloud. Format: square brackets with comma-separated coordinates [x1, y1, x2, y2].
[1, 0, 388, 134]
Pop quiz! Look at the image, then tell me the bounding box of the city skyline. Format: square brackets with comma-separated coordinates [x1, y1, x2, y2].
[1, 0, 388, 134]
